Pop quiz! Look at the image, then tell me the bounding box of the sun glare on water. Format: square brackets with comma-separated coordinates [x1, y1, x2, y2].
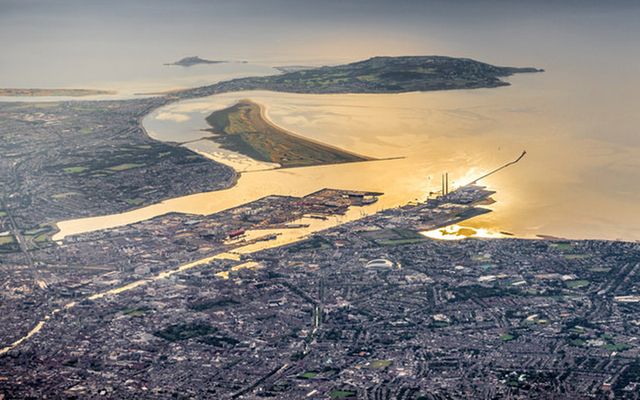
[420, 224, 507, 241]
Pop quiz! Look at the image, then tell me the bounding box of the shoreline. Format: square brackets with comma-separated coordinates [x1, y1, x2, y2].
[47, 57, 547, 241]
[203, 99, 375, 168]
[51, 92, 524, 242]
[255, 100, 376, 163]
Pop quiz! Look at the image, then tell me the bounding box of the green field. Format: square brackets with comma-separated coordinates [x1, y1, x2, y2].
[0, 235, 16, 245]
[369, 360, 392, 369]
[125, 198, 145, 206]
[604, 343, 631, 352]
[22, 225, 54, 246]
[566, 280, 590, 289]
[569, 338, 586, 346]
[33, 233, 50, 243]
[550, 242, 573, 251]
[206, 100, 371, 168]
[330, 390, 356, 399]
[58, 147, 160, 178]
[500, 334, 515, 341]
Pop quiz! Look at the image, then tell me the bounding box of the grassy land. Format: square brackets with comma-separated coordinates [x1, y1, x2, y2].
[206, 100, 371, 168]
[21, 225, 55, 247]
[285, 236, 333, 252]
[330, 390, 356, 399]
[550, 242, 573, 251]
[570, 338, 586, 347]
[55, 144, 188, 180]
[566, 280, 590, 289]
[124, 198, 145, 206]
[33, 233, 50, 243]
[369, 360, 392, 369]
[154, 322, 217, 342]
[0, 235, 16, 245]
[0, 234, 19, 253]
[605, 343, 631, 352]
[500, 334, 515, 341]
[188, 297, 240, 311]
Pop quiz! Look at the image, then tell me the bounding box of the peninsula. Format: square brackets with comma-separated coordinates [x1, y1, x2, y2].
[173, 55, 543, 98]
[205, 100, 371, 167]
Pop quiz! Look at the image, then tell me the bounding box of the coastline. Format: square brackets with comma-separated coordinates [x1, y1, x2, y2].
[203, 99, 375, 168]
[255, 100, 376, 163]
[50, 57, 546, 240]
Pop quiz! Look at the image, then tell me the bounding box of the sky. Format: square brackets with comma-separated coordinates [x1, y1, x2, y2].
[1, 0, 639, 71]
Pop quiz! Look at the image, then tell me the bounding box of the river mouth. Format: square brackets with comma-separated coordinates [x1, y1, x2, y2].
[54, 76, 640, 242]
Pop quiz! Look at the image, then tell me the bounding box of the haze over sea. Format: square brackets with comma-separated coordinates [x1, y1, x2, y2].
[2, 0, 639, 240]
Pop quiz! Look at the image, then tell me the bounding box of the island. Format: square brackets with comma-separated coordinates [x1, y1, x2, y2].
[205, 99, 371, 168]
[0, 88, 115, 97]
[164, 56, 227, 67]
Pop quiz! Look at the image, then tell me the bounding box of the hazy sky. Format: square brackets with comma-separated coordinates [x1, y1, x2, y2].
[2, 0, 639, 69]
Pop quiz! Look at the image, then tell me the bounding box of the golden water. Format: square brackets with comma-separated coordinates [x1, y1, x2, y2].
[54, 74, 640, 241]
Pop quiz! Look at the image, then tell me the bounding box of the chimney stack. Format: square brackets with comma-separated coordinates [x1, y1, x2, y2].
[445, 172, 449, 195]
